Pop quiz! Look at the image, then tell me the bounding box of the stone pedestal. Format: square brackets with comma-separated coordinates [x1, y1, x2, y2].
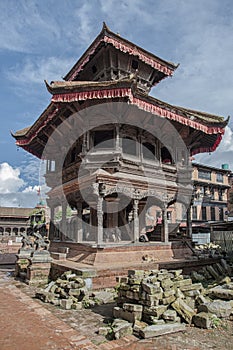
[26, 251, 53, 286]
[15, 248, 34, 280]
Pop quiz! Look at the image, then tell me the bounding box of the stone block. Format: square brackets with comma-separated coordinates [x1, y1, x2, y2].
[179, 280, 203, 292]
[215, 263, 226, 276]
[116, 276, 128, 283]
[50, 252, 66, 261]
[68, 289, 81, 297]
[162, 309, 177, 322]
[98, 326, 112, 336]
[60, 298, 73, 309]
[173, 278, 192, 289]
[131, 285, 140, 293]
[198, 300, 232, 318]
[146, 292, 163, 302]
[139, 322, 185, 339]
[161, 279, 174, 290]
[157, 272, 174, 281]
[146, 276, 158, 284]
[128, 277, 143, 285]
[195, 294, 209, 306]
[220, 259, 231, 274]
[170, 269, 183, 277]
[61, 271, 77, 280]
[112, 319, 133, 340]
[219, 276, 231, 285]
[44, 281, 56, 292]
[119, 283, 130, 291]
[192, 312, 212, 329]
[133, 320, 148, 336]
[143, 299, 160, 307]
[143, 305, 168, 318]
[31, 251, 52, 263]
[128, 270, 145, 278]
[148, 269, 159, 276]
[141, 282, 161, 294]
[206, 265, 220, 280]
[190, 271, 205, 282]
[208, 286, 233, 300]
[126, 291, 135, 299]
[92, 290, 115, 304]
[71, 302, 83, 310]
[163, 289, 176, 298]
[171, 298, 195, 324]
[162, 295, 176, 305]
[183, 289, 201, 297]
[175, 288, 185, 299]
[123, 303, 143, 312]
[113, 307, 142, 323]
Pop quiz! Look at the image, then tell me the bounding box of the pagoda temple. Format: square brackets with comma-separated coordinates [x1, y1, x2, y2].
[13, 23, 229, 264]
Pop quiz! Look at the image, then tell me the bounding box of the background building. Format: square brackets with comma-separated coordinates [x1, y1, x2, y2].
[192, 163, 231, 225]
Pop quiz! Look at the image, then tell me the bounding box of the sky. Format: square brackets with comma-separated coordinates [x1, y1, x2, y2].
[0, 0, 233, 208]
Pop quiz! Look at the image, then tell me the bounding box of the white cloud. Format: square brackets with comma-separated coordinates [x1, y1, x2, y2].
[7, 56, 74, 85]
[0, 0, 60, 53]
[195, 126, 233, 170]
[22, 185, 40, 194]
[0, 162, 47, 208]
[0, 162, 24, 193]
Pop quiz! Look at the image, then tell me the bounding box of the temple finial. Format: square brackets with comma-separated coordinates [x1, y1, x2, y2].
[102, 22, 110, 32]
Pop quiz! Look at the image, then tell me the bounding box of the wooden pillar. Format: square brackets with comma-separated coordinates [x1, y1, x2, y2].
[97, 196, 103, 246]
[89, 204, 97, 242]
[133, 199, 139, 242]
[61, 201, 67, 241]
[186, 206, 192, 238]
[105, 198, 119, 229]
[138, 201, 146, 233]
[162, 207, 169, 243]
[49, 205, 55, 241]
[76, 203, 83, 243]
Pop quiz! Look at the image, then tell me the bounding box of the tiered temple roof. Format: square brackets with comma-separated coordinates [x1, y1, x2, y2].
[13, 23, 229, 157]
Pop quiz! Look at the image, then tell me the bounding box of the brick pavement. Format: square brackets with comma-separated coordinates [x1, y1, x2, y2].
[0, 270, 139, 350]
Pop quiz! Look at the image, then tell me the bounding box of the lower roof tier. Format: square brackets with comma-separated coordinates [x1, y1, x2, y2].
[12, 80, 229, 158]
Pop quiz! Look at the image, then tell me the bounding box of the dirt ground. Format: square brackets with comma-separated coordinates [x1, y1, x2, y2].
[1, 267, 233, 350]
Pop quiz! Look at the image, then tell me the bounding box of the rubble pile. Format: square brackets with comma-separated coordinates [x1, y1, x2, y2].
[110, 260, 233, 339]
[36, 270, 115, 309]
[194, 243, 222, 259]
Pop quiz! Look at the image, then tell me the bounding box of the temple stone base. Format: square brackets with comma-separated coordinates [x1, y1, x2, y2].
[50, 241, 192, 267]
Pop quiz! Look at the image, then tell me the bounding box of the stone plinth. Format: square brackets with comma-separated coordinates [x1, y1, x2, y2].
[26, 251, 53, 286]
[15, 248, 35, 280]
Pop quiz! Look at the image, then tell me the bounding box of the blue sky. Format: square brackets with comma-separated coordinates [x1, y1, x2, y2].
[0, 0, 233, 207]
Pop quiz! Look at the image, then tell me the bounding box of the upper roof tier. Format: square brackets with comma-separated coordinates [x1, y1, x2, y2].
[63, 22, 178, 94]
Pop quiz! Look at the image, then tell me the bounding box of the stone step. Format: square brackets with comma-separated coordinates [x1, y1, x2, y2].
[139, 322, 186, 339]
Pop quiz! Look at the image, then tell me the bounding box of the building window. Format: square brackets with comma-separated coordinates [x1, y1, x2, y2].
[161, 146, 173, 164]
[218, 189, 223, 201]
[192, 206, 197, 220]
[167, 211, 172, 222]
[93, 129, 114, 149]
[132, 59, 139, 70]
[219, 208, 224, 221]
[198, 170, 211, 180]
[216, 173, 223, 183]
[122, 137, 137, 156]
[210, 188, 215, 200]
[201, 206, 207, 221]
[142, 142, 155, 160]
[211, 207, 215, 221]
